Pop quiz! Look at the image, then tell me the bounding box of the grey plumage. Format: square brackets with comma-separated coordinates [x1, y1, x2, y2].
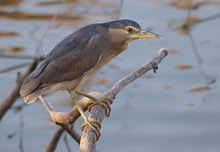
[20, 19, 156, 104]
[20, 23, 103, 103]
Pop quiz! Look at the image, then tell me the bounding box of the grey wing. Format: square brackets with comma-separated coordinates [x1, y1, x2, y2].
[20, 34, 101, 99]
[40, 44, 101, 84]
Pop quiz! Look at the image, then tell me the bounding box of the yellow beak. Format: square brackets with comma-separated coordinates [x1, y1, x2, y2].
[136, 31, 162, 39]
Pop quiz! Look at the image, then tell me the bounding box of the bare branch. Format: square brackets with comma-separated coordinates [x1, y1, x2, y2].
[63, 133, 72, 152]
[0, 58, 40, 121]
[0, 54, 39, 60]
[107, 48, 168, 98]
[39, 95, 81, 143]
[80, 48, 168, 151]
[46, 127, 64, 152]
[115, 0, 123, 20]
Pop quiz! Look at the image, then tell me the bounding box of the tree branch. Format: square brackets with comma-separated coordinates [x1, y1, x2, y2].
[46, 127, 64, 152]
[0, 58, 41, 121]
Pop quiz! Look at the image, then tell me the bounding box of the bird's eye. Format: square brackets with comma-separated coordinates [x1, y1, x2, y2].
[126, 27, 134, 33]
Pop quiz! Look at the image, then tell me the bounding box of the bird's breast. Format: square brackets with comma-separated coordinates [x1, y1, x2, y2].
[49, 78, 81, 92]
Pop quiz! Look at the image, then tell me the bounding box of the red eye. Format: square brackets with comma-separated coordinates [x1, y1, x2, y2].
[126, 27, 133, 33]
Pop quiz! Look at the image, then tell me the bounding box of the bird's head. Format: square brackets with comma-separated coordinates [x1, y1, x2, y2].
[106, 19, 161, 45]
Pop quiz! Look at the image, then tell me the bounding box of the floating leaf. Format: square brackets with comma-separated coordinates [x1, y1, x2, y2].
[94, 78, 108, 86]
[163, 84, 173, 90]
[168, 49, 181, 55]
[178, 16, 201, 35]
[177, 25, 191, 35]
[169, 0, 206, 10]
[6, 46, 24, 53]
[149, 0, 220, 10]
[188, 86, 211, 93]
[108, 63, 118, 70]
[186, 102, 196, 108]
[169, 16, 201, 35]
[0, 31, 18, 37]
[176, 64, 193, 71]
[182, 16, 201, 26]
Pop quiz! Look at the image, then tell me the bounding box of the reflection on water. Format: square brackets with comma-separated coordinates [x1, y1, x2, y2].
[1, 0, 220, 152]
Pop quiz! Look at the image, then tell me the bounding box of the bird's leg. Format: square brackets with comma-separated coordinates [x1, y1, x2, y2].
[70, 92, 101, 140]
[75, 90, 112, 118]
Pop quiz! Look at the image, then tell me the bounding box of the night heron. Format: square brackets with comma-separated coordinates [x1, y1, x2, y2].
[20, 19, 161, 140]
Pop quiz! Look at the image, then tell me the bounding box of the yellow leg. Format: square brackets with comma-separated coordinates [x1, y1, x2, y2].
[76, 90, 112, 117]
[70, 92, 101, 140]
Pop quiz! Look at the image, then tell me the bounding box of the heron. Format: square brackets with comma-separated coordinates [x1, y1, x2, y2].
[20, 19, 161, 140]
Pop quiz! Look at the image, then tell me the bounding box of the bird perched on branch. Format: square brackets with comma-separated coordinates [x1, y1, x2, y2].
[20, 19, 161, 140]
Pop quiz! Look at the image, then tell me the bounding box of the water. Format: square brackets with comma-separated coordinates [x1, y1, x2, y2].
[1, 0, 220, 152]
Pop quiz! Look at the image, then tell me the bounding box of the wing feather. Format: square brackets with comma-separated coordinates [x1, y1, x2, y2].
[20, 24, 102, 99]
[40, 37, 101, 84]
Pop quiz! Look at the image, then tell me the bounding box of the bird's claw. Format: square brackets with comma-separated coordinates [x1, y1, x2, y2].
[88, 97, 112, 118]
[81, 119, 101, 140]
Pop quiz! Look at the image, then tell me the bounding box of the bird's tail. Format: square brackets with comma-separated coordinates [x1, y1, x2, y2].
[22, 88, 44, 104]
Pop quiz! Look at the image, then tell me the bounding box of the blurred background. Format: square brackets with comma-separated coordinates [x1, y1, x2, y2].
[0, 0, 220, 152]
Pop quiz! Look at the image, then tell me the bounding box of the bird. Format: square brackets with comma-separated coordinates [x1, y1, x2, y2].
[20, 19, 161, 140]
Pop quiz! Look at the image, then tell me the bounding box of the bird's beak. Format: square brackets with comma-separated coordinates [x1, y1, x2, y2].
[136, 31, 162, 39]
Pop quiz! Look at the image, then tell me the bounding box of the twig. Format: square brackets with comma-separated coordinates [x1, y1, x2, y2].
[115, 0, 123, 20]
[0, 54, 38, 59]
[38, 95, 81, 144]
[0, 62, 31, 74]
[107, 48, 168, 97]
[32, 0, 65, 55]
[19, 105, 24, 152]
[186, 2, 215, 103]
[63, 133, 72, 152]
[192, 12, 220, 26]
[0, 58, 40, 121]
[46, 127, 64, 152]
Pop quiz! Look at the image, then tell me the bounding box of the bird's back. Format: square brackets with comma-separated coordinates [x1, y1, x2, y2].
[20, 23, 103, 104]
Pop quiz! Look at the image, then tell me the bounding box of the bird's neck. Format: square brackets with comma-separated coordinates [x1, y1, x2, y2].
[105, 28, 129, 52]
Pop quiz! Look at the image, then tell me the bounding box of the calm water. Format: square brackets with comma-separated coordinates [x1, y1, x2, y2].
[1, 0, 220, 152]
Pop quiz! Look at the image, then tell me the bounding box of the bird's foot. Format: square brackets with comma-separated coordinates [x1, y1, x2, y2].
[76, 90, 112, 118]
[81, 118, 101, 140]
[88, 97, 112, 118]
